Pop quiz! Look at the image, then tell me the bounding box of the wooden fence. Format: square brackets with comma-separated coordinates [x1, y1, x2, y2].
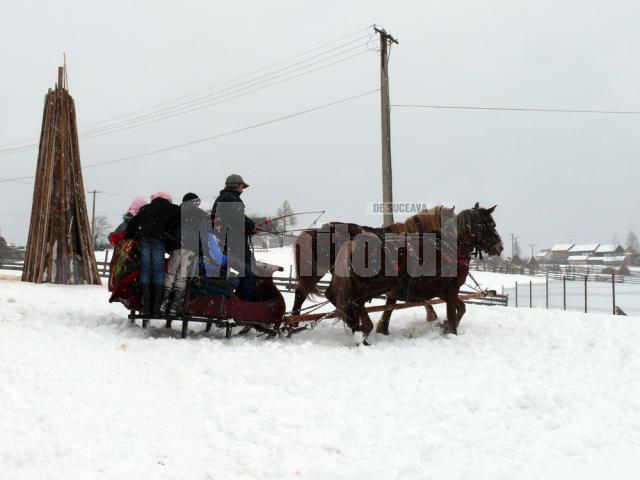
[472, 260, 640, 284]
[1, 256, 509, 307]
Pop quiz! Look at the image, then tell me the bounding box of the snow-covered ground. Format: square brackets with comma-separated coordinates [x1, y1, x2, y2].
[1, 274, 640, 479]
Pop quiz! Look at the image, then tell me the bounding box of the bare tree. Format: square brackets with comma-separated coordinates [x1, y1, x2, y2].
[276, 200, 296, 247]
[626, 231, 639, 250]
[93, 215, 112, 249]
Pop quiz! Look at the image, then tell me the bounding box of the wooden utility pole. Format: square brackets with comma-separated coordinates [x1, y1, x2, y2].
[90, 189, 98, 248]
[375, 26, 398, 227]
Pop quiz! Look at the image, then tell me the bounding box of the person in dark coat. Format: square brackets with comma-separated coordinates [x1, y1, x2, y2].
[125, 192, 180, 315]
[160, 192, 210, 316]
[211, 174, 257, 301]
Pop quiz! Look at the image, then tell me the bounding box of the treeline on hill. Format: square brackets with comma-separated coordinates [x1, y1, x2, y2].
[0, 234, 25, 262]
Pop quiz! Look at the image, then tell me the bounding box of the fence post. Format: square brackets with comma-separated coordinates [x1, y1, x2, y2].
[612, 273, 616, 315]
[288, 265, 293, 292]
[529, 281, 532, 308]
[515, 281, 518, 307]
[584, 275, 588, 313]
[545, 272, 549, 309]
[563, 275, 566, 311]
[102, 250, 108, 276]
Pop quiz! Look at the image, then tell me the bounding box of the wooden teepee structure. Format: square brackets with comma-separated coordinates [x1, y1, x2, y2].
[22, 65, 101, 285]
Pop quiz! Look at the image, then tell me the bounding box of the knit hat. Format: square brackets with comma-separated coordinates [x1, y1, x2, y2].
[150, 191, 173, 202]
[182, 192, 200, 202]
[127, 196, 148, 215]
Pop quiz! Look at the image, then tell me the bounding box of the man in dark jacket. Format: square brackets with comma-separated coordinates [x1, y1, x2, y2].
[212, 174, 257, 301]
[125, 192, 180, 315]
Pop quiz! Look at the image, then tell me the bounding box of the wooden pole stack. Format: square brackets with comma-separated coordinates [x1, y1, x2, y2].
[22, 65, 101, 285]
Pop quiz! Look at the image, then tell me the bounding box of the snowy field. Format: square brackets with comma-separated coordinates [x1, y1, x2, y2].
[2, 272, 640, 479]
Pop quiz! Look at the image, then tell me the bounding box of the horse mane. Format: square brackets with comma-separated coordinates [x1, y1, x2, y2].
[402, 206, 451, 234]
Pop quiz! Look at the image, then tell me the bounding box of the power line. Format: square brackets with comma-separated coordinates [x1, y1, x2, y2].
[80, 26, 373, 130]
[79, 49, 372, 140]
[0, 26, 373, 151]
[392, 104, 640, 114]
[80, 37, 372, 136]
[0, 88, 379, 184]
[0, 40, 373, 155]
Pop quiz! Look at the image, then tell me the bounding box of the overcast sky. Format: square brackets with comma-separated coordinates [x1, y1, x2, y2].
[1, 0, 639, 255]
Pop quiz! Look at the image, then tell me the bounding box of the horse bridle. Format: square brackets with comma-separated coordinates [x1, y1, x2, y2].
[463, 209, 497, 260]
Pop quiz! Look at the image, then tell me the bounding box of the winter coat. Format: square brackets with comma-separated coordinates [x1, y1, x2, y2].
[203, 232, 228, 278]
[176, 200, 210, 254]
[109, 213, 133, 245]
[125, 198, 180, 245]
[212, 188, 256, 261]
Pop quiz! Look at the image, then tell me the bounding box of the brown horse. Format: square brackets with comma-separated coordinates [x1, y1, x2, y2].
[291, 206, 456, 318]
[325, 204, 503, 344]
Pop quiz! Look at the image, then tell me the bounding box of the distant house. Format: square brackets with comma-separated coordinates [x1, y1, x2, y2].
[549, 244, 574, 263]
[624, 246, 640, 266]
[593, 244, 625, 257]
[567, 255, 590, 266]
[536, 249, 551, 263]
[568, 244, 599, 256]
[602, 255, 627, 267]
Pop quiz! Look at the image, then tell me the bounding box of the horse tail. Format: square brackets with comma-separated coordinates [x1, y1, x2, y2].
[331, 240, 354, 324]
[293, 229, 322, 297]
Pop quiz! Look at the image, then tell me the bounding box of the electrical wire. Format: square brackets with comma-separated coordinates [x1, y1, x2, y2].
[79, 48, 372, 140]
[392, 104, 640, 114]
[0, 40, 373, 154]
[0, 26, 373, 151]
[0, 88, 379, 184]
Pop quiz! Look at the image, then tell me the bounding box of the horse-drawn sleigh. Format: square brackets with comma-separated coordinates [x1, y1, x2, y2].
[109, 203, 503, 343]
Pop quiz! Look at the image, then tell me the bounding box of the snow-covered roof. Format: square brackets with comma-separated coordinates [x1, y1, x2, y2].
[569, 244, 599, 253]
[567, 255, 589, 261]
[595, 244, 623, 254]
[551, 243, 574, 252]
[603, 256, 626, 263]
[536, 250, 550, 258]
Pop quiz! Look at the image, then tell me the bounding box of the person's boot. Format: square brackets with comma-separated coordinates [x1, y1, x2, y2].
[152, 285, 164, 317]
[159, 287, 172, 317]
[141, 284, 152, 316]
[168, 289, 186, 317]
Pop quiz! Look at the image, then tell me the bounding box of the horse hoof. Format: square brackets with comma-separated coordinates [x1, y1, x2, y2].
[353, 331, 364, 345]
[375, 324, 389, 335]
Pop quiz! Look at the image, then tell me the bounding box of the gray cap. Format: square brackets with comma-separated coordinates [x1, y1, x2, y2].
[225, 173, 249, 188]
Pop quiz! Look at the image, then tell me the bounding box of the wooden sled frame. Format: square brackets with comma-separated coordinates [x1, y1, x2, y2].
[127, 290, 497, 339]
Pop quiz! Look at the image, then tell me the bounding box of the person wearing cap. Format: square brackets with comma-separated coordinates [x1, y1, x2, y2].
[212, 174, 258, 301]
[160, 192, 209, 316]
[125, 192, 180, 316]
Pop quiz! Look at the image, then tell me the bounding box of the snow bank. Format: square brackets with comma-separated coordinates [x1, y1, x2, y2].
[1, 278, 639, 479]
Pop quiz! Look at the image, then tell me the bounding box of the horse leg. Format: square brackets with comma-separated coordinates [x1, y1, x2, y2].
[358, 306, 374, 345]
[292, 288, 307, 316]
[426, 304, 438, 322]
[455, 298, 466, 329]
[445, 294, 458, 335]
[375, 297, 397, 335]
